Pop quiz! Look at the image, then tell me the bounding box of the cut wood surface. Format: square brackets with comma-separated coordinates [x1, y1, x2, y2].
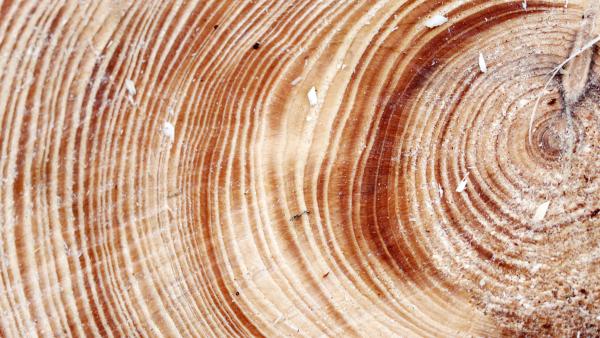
[0, 0, 599, 337]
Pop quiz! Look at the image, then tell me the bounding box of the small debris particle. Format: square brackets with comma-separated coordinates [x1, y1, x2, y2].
[591, 208, 600, 217]
[547, 98, 557, 105]
[522, 0, 527, 10]
[479, 278, 486, 287]
[531, 263, 542, 274]
[533, 201, 550, 222]
[162, 122, 175, 142]
[235, 291, 239, 296]
[478, 52, 487, 73]
[323, 272, 330, 278]
[290, 210, 310, 222]
[252, 42, 260, 50]
[424, 14, 448, 28]
[213, 24, 219, 29]
[307, 86, 318, 106]
[125, 79, 136, 96]
[456, 173, 469, 193]
[291, 76, 302, 86]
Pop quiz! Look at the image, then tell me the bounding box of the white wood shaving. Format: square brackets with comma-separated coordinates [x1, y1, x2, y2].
[533, 201, 550, 222]
[291, 77, 302, 86]
[307, 86, 318, 106]
[478, 52, 487, 73]
[479, 278, 486, 287]
[531, 263, 542, 274]
[456, 173, 469, 193]
[162, 122, 175, 141]
[522, 0, 527, 10]
[424, 14, 448, 28]
[125, 79, 136, 96]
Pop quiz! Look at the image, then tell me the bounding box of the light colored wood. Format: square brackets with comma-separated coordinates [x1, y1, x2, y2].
[0, 0, 598, 337]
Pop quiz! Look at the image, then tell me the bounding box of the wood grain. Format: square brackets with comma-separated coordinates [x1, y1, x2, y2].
[0, 0, 598, 337]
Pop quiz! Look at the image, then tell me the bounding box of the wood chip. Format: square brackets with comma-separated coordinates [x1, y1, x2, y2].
[533, 201, 550, 222]
[478, 52, 487, 73]
[456, 173, 469, 193]
[307, 86, 318, 106]
[125, 79, 136, 96]
[424, 14, 448, 28]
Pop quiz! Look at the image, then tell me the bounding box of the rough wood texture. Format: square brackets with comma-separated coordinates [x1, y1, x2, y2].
[0, 0, 598, 337]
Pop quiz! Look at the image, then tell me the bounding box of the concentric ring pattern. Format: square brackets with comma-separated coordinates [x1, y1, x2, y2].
[0, 0, 599, 337]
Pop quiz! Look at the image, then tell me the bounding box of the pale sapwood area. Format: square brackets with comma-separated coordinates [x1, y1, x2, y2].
[0, 0, 599, 337]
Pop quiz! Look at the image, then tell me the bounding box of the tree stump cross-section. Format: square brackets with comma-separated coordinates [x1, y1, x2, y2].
[0, 0, 598, 337]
